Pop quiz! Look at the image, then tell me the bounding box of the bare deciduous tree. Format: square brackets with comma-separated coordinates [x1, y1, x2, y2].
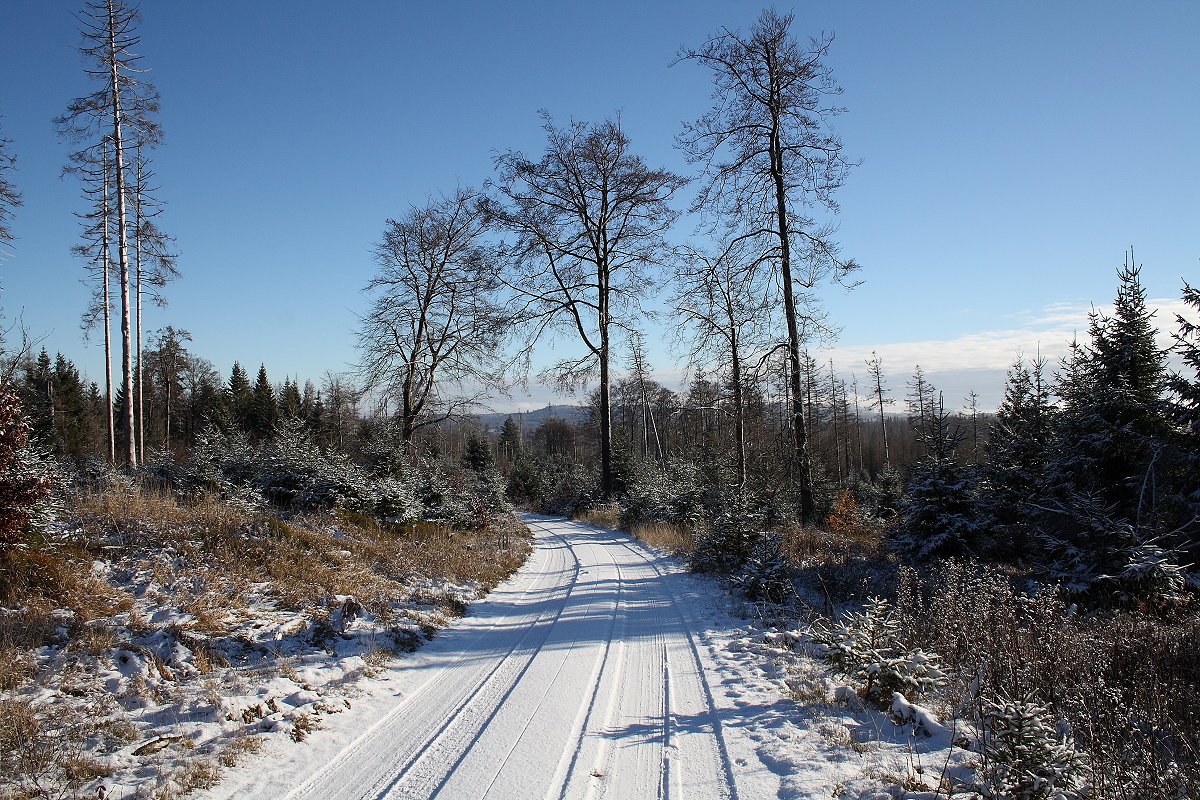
[357, 188, 506, 448]
[674, 239, 776, 487]
[679, 9, 858, 521]
[0, 117, 19, 262]
[494, 114, 685, 499]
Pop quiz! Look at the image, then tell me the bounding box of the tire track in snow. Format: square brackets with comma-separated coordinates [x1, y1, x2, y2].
[244, 517, 740, 800]
[286, 524, 585, 800]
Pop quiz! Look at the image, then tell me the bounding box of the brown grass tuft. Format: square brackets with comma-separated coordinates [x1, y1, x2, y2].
[628, 521, 696, 555]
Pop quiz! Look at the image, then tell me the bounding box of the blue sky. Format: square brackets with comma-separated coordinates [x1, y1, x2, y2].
[1, 1, 1197, 411]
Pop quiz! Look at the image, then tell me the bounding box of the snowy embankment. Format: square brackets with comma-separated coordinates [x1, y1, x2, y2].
[195, 515, 973, 800]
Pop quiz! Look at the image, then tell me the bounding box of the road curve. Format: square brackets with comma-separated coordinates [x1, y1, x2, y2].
[268, 515, 740, 800]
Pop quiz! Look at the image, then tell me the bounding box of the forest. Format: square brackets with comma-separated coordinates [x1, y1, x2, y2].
[0, 3, 1198, 800]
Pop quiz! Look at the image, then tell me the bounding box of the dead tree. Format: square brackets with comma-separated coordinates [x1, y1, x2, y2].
[57, 0, 163, 466]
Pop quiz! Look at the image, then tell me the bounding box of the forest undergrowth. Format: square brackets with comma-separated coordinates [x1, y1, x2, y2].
[618, 500, 1199, 800]
[0, 475, 530, 800]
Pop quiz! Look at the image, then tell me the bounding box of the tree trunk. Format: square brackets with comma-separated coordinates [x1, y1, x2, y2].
[101, 139, 116, 463]
[108, 1, 136, 466]
[767, 50, 815, 524]
[134, 142, 144, 463]
[598, 307, 613, 500]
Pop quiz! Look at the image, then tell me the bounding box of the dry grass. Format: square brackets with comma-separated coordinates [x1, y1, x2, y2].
[0, 482, 532, 799]
[574, 504, 622, 529]
[628, 521, 696, 555]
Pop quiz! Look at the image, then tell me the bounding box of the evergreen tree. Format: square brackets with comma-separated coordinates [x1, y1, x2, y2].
[250, 364, 278, 440]
[1052, 257, 1171, 523]
[1164, 281, 1200, 543]
[498, 416, 522, 466]
[226, 362, 253, 432]
[893, 393, 981, 560]
[981, 357, 1055, 555]
[21, 350, 56, 447]
[462, 432, 495, 474]
[279, 377, 303, 420]
[53, 353, 96, 457]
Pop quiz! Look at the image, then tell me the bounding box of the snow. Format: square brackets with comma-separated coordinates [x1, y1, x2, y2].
[187, 515, 978, 800]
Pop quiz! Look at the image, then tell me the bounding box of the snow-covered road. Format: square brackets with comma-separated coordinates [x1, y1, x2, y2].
[209, 515, 743, 800]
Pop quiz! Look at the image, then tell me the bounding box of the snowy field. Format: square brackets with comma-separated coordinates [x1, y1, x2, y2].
[193, 515, 972, 800]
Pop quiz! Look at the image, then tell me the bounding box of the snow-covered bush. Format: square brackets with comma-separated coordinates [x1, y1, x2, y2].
[0, 389, 56, 545]
[811, 596, 949, 703]
[619, 463, 706, 532]
[977, 693, 1088, 800]
[730, 534, 792, 603]
[687, 495, 761, 574]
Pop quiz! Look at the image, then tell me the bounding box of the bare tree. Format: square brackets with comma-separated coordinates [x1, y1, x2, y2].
[678, 9, 858, 522]
[866, 351, 892, 466]
[131, 140, 178, 461]
[68, 137, 116, 461]
[357, 188, 506, 447]
[0, 116, 19, 263]
[57, 0, 163, 466]
[673, 239, 776, 487]
[494, 115, 685, 499]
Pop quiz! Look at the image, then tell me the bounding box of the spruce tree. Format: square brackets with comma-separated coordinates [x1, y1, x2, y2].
[498, 416, 522, 466]
[250, 365, 278, 440]
[462, 432, 495, 475]
[226, 362, 253, 432]
[981, 357, 1055, 555]
[1052, 257, 1170, 522]
[894, 393, 981, 560]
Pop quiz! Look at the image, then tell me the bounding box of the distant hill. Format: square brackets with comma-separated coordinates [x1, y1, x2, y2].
[472, 405, 588, 433]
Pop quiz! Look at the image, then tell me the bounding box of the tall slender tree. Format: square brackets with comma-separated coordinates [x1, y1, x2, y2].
[495, 115, 685, 499]
[131, 140, 177, 461]
[866, 352, 892, 466]
[0, 115, 20, 265]
[674, 240, 775, 486]
[68, 137, 116, 461]
[57, 0, 163, 466]
[679, 9, 858, 521]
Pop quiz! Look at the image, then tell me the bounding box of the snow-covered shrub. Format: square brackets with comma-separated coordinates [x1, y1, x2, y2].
[1031, 495, 1189, 605]
[811, 596, 949, 703]
[0, 389, 55, 545]
[619, 463, 706, 532]
[977, 693, 1088, 800]
[687, 495, 761, 574]
[730, 534, 792, 603]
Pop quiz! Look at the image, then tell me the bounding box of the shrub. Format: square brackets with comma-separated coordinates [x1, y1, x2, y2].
[0, 389, 55, 546]
[730, 535, 793, 603]
[977, 692, 1088, 800]
[811, 596, 948, 703]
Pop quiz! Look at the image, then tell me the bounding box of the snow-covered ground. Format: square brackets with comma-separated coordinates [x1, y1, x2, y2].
[193, 515, 975, 800]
